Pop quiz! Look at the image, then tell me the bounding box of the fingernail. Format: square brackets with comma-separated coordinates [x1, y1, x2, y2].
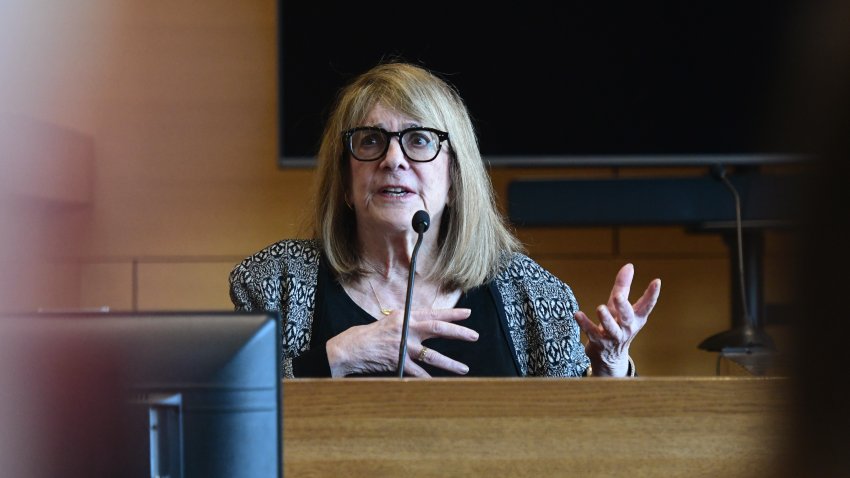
[460, 365, 469, 374]
[470, 332, 479, 340]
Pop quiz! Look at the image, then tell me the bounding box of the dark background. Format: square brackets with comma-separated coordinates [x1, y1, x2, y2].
[279, 1, 798, 165]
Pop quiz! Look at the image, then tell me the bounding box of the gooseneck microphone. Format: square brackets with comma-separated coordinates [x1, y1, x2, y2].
[711, 163, 750, 325]
[699, 163, 776, 373]
[397, 210, 430, 378]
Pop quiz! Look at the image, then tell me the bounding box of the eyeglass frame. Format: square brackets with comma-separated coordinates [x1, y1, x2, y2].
[341, 126, 450, 163]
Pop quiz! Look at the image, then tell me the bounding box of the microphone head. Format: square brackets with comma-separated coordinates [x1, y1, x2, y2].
[710, 163, 727, 181]
[412, 210, 430, 233]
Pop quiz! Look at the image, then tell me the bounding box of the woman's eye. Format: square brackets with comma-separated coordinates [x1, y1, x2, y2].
[358, 133, 382, 147]
[406, 132, 430, 148]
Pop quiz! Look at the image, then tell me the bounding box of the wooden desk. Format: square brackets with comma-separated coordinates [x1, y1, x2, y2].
[283, 377, 790, 477]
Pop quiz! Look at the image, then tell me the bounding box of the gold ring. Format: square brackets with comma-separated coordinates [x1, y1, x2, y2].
[417, 346, 429, 362]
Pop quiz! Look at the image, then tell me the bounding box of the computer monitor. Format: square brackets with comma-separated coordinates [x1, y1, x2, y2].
[0, 311, 281, 478]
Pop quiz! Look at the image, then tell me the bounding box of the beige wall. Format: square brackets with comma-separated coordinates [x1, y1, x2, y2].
[0, 0, 794, 375]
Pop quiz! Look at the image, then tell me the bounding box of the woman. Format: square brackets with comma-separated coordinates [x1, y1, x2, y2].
[229, 62, 661, 378]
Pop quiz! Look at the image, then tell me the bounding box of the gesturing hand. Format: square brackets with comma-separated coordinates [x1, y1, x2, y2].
[326, 308, 478, 377]
[574, 263, 661, 377]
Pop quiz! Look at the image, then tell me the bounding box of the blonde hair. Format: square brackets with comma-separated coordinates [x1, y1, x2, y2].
[312, 62, 522, 291]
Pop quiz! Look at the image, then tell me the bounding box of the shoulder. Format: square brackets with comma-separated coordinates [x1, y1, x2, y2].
[229, 239, 321, 291]
[495, 252, 557, 284]
[493, 251, 576, 302]
[236, 238, 321, 266]
[228, 239, 321, 311]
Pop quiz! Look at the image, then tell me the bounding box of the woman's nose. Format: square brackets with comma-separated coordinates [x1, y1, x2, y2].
[379, 137, 410, 170]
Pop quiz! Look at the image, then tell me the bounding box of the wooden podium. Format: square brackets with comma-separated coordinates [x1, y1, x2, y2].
[283, 377, 790, 477]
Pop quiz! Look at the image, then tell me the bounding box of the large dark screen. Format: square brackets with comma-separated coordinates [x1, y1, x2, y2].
[279, 2, 797, 166]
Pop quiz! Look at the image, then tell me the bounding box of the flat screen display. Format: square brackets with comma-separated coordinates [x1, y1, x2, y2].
[278, 1, 797, 167]
[0, 311, 281, 478]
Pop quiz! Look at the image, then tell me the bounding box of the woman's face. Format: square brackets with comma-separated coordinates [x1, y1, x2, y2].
[348, 103, 451, 235]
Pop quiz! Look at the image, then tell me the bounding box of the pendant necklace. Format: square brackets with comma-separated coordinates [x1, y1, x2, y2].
[368, 279, 394, 316]
[368, 279, 439, 317]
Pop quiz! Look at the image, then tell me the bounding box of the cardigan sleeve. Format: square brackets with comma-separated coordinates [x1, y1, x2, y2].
[495, 253, 591, 377]
[227, 240, 321, 379]
[229, 261, 259, 312]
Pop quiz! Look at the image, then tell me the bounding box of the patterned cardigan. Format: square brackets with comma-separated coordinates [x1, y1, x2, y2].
[228, 239, 590, 378]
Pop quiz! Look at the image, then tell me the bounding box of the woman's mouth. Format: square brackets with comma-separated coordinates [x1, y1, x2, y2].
[380, 186, 412, 198]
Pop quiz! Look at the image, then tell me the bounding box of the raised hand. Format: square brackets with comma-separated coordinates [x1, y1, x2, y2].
[574, 264, 661, 377]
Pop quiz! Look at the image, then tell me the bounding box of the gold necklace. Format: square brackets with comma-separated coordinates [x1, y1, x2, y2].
[367, 279, 440, 316]
[368, 279, 393, 316]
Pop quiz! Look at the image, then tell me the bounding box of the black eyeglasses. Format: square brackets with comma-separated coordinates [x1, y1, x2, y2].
[342, 126, 449, 163]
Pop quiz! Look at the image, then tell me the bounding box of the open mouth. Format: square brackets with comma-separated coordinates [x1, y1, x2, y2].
[380, 186, 413, 198]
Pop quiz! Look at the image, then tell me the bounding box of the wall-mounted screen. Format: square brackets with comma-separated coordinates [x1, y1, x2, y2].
[278, 1, 797, 167]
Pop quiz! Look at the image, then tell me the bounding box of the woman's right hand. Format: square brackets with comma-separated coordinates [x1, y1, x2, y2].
[325, 308, 478, 377]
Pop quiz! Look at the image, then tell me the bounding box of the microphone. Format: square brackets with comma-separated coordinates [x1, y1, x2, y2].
[397, 210, 430, 377]
[699, 164, 773, 353]
[412, 210, 430, 234]
[711, 163, 751, 326]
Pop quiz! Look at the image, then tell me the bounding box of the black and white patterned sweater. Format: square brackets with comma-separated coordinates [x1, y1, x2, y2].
[229, 239, 590, 378]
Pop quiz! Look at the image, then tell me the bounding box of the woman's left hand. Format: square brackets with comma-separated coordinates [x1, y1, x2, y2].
[574, 263, 661, 377]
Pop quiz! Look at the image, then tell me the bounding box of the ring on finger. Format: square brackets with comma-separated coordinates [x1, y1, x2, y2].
[417, 346, 429, 362]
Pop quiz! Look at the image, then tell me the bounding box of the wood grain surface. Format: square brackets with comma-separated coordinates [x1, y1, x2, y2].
[283, 377, 791, 477]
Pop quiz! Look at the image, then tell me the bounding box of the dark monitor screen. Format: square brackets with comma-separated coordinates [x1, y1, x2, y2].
[0, 311, 281, 478]
[278, 1, 798, 167]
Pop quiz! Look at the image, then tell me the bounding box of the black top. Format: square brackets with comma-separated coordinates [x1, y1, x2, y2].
[292, 260, 519, 377]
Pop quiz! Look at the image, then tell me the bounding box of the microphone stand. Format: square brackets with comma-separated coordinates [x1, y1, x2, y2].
[698, 164, 774, 374]
[397, 211, 430, 378]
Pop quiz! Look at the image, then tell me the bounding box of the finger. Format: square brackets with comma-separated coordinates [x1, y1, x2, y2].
[415, 319, 479, 342]
[607, 263, 635, 310]
[596, 304, 622, 338]
[612, 292, 634, 327]
[403, 359, 432, 378]
[574, 310, 603, 338]
[633, 278, 661, 318]
[415, 345, 469, 375]
[412, 308, 472, 323]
